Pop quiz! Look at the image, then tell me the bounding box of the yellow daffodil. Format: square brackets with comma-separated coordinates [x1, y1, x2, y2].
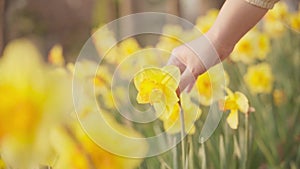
[231, 29, 270, 64]
[92, 26, 117, 56]
[195, 9, 219, 33]
[231, 31, 256, 64]
[220, 88, 249, 129]
[106, 86, 127, 109]
[48, 44, 65, 66]
[51, 126, 90, 169]
[161, 103, 184, 134]
[0, 39, 71, 168]
[119, 38, 141, 57]
[181, 29, 200, 42]
[51, 114, 147, 169]
[156, 25, 183, 54]
[263, 2, 288, 38]
[134, 65, 180, 108]
[161, 24, 183, 42]
[72, 60, 112, 93]
[154, 93, 201, 135]
[92, 26, 122, 64]
[288, 11, 300, 32]
[117, 47, 163, 79]
[94, 66, 112, 90]
[244, 63, 274, 94]
[195, 65, 229, 106]
[180, 93, 202, 134]
[257, 33, 271, 60]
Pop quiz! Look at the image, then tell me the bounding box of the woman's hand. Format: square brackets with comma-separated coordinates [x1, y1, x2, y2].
[167, 0, 268, 93]
[167, 33, 232, 93]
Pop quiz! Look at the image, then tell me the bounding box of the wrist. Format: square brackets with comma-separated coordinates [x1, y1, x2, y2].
[204, 29, 234, 61]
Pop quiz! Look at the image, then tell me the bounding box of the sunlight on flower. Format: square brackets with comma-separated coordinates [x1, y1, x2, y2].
[244, 63, 274, 94]
[0, 39, 71, 168]
[48, 44, 65, 66]
[220, 88, 249, 129]
[134, 66, 180, 107]
[195, 65, 229, 106]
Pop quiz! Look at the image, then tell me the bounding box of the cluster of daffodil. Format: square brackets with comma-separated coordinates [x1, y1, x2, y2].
[0, 2, 299, 168]
[133, 63, 250, 131]
[0, 39, 147, 169]
[230, 3, 297, 96]
[94, 2, 298, 168]
[134, 66, 201, 134]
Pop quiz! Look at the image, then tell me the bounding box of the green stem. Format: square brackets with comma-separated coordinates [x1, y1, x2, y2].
[243, 113, 249, 169]
[180, 106, 186, 169]
[173, 137, 178, 169]
[188, 136, 194, 169]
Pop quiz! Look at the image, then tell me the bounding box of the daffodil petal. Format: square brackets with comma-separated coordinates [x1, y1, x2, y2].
[162, 103, 181, 134]
[227, 109, 238, 129]
[235, 92, 249, 113]
[153, 102, 170, 120]
[180, 93, 202, 134]
[161, 65, 180, 89]
[134, 68, 160, 90]
[163, 88, 179, 107]
[136, 93, 148, 104]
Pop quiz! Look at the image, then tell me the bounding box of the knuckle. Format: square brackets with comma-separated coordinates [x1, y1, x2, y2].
[189, 66, 201, 79]
[171, 47, 181, 57]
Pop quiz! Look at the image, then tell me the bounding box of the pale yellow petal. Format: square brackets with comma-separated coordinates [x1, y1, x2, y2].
[153, 102, 168, 120]
[161, 65, 180, 89]
[180, 93, 202, 135]
[162, 103, 181, 134]
[163, 88, 179, 107]
[226, 109, 239, 129]
[235, 92, 249, 114]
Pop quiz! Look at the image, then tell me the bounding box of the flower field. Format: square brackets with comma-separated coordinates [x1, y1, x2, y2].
[0, 2, 299, 169]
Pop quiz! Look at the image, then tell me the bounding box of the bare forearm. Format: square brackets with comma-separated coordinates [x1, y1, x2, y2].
[206, 0, 268, 59]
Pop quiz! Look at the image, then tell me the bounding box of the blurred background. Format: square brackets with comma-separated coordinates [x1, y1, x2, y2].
[1, 0, 298, 61]
[0, 1, 300, 169]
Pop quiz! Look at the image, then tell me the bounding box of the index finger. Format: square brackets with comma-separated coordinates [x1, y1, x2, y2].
[167, 54, 186, 74]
